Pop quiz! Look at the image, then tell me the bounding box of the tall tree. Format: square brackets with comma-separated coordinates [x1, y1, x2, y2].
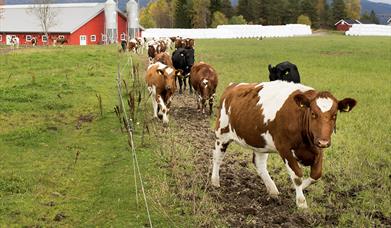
[28, 0, 58, 45]
[301, 0, 319, 28]
[149, 0, 171, 27]
[369, 10, 379, 24]
[139, 5, 156, 28]
[192, 0, 210, 28]
[175, 0, 192, 28]
[263, 0, 285, 25]
[211, 11, 228, 27]
[316, 0, 328, 28]
[284, 0, 301, 24]
[221, 0, 234, 18]
[210, 0, 222, 14]
[237, 0, 253, 22]
[345, 0, 361, 20]
[331, 0, 346, 23]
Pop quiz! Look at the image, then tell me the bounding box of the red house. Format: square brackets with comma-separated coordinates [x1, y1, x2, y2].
[334, 19, 362, 31]
[0, 2, 133, 46]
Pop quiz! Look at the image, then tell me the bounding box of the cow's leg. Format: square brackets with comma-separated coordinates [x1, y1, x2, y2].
[284, 158, 307, 208]
[157, 95, 169, 126]
[211, 140, 230, 187]
[148, 86, 158, 118]
[178, 78, 183, 94]
[209, 96, 214, 115]
[254, 152, 279, 197]
[188, 77, 193, 94]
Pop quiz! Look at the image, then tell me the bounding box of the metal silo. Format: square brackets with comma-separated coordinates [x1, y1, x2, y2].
[105, 0, 117, 44]
[127, 0, 139, 39]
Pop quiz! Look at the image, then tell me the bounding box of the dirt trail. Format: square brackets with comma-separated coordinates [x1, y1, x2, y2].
[168, 92, 318, 227]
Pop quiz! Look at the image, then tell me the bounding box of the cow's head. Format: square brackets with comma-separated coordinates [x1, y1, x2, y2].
[157, 67, 180, 92]
[268, 64, 278, 81]
[294, 91, 356, 148]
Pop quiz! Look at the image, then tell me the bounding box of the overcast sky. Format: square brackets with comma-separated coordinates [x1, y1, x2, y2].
[369, 0, 391, 4]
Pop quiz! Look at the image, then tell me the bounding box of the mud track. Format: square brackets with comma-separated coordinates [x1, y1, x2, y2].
[168, 92, 320, 227]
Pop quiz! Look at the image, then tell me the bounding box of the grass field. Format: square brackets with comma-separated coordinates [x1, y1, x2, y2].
[0, 34, 390, 226]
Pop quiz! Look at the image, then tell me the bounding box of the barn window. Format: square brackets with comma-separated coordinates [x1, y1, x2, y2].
[58, 35, 65, 39]
[120, 33, 126, 41]
[26, 35, 32, 41]
[90, 35, 96, 42]
[102, 34, 107, 41]
[42, 35, 48, 42]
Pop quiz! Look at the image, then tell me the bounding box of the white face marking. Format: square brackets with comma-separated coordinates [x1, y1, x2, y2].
[202, 79, 208, 85]
[256, 81, 313, 123]
[261, 131, 276, 151]
[316, 98, 333, 113]
[165, 67, 174, 75]
[156, 62, 167, 70]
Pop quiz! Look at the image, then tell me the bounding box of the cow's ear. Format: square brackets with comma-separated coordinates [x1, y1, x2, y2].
[268, 64, 273, 73]
[294, 93, 310, 108]
[338, 98, 356, 112]
[157, 69, 165, 76]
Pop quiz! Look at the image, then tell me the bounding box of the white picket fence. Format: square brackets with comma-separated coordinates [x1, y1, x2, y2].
[142, 24, 312, 39]
[346, 24, 391, 36]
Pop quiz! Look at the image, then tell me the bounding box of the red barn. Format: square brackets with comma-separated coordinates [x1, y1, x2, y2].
[0, 2, 134, 46]
[335, 19, 362, 31]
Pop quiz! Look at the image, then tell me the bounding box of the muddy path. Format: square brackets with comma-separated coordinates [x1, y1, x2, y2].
[167, 91, 321, 227]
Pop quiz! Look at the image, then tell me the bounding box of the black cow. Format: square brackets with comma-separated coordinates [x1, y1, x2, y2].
[268, 61, 301, 83]
[172, 47, 195, 94]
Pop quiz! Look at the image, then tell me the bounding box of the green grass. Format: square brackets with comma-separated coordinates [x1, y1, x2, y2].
[0, 45, 191, 226]
[0, 35, 390, 226]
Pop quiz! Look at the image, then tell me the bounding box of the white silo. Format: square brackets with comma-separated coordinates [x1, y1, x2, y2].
[127, 0, 139, 39]
[105, 0, 118, 44]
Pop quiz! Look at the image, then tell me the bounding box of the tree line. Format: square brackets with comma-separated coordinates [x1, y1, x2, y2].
[139, 0, 380, 29]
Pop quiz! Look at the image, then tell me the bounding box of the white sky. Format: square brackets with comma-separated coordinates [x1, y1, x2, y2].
[369, 0, 391, 4]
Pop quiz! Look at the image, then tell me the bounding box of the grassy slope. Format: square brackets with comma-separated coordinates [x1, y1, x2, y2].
[0, 46, 189, 226]
[195, 35, 391, 226]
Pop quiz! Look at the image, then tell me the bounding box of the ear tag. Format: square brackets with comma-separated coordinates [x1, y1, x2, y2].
[343, 105, 350, 112]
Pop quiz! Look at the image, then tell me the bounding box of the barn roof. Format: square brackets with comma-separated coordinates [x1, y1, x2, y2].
[0, 3, 123, 33]
[334, 19, 362, 26]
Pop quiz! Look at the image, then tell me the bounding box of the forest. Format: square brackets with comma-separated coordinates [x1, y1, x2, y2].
[139, 0, 380, 29]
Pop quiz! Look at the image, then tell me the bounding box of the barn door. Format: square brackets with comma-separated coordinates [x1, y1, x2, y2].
[80, 35, 87, 46]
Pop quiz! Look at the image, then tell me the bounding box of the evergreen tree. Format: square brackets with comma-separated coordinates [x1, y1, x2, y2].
[237, 0, 253, 22]
[301, 0, 319, 28]
[175, 0, 192, 28]
[264, 0, 284, 25]
[221, 0, 234, 18]
[284, 0, 301, 24]
[332, 0, 346, 23]
[210, 0, 222, 14]
[369, 10, 379, 24]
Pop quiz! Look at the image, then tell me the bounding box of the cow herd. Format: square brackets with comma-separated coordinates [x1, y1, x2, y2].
[138, 38, 357, 209]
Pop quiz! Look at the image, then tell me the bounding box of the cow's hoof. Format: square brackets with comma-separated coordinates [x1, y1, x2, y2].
[211, 178, 220, 187]
[296, 197, 308, 209]
[268, 191, 280, 199]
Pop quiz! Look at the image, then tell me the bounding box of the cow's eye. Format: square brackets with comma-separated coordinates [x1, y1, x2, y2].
[311, 112, 317, 119]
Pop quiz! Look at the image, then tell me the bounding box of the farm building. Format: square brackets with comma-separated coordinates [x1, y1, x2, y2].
[334, 19, 362, 31]
[0, 0, 140, 46]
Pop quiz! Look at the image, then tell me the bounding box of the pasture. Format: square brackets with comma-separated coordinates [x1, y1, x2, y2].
[0, 34, 390, 226]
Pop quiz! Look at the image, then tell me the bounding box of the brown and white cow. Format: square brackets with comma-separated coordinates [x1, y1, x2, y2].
[145, 62, 181, 126]
[211, 81, 356, 208]
[190, 62, 218, 115]
[153, 52, 174, 68]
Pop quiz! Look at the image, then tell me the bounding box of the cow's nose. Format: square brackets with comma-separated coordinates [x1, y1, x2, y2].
[317, 139, 331, 148]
